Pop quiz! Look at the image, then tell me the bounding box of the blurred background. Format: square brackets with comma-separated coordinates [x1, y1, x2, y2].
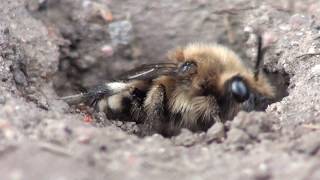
[26, 0, 318, 96]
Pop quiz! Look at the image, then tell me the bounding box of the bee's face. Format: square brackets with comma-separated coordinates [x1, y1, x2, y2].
[171, 43, 254, 103]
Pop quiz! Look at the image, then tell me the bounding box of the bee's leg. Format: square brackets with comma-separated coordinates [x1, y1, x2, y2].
[143, 84, 167, 135]
[130, 93, 146, 124]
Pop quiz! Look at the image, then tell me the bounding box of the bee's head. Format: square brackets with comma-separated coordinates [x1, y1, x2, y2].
[169, 43, 274, 104]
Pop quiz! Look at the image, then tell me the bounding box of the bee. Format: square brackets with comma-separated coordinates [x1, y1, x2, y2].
[61, 35, 274, 136]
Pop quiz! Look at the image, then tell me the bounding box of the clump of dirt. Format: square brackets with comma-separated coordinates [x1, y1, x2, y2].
[226, 112, 277, 147]
[0, 0, 320, 179]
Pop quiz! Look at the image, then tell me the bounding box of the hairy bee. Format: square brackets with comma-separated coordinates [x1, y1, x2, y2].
[61, 35, 274, 136]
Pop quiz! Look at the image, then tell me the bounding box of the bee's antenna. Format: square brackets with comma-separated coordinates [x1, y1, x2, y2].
[254, 34, 265, 81]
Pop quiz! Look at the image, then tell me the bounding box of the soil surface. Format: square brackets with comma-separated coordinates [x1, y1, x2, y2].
[0, 0, 320, 179]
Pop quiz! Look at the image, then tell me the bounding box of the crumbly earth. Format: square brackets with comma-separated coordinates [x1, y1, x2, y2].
[0, 0, 320, 179]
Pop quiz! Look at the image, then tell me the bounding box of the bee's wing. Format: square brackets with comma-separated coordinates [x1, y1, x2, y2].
[59, 93, 89, 104]
[59, 84, 115, 105]
[60, 63, 178, 105]
[116, 63, 178, 81]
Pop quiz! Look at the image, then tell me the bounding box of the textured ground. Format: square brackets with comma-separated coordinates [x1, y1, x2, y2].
[0, 0, 320, 179]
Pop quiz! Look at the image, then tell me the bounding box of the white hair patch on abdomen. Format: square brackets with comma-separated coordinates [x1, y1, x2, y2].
[107, 94, 124, 112]
[106, 82, 128, 93]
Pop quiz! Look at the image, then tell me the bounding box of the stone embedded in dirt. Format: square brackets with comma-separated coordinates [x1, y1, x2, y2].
[233, 112, 274, 136]
[226, 112, 275, 146]
[101, 44, 114, 57]
[205, 122, 225, 143]
[112, 120, 141, 135]
[108, 20, 134, 46]
[310, 64, 320, 77]
[172, 129, 205, 147]
[226, 128, 251, 146]
[289, 14, 311, 30]
[12, 68, 28, 86]
[294, 132, 320, 156]
[93, 112, 112, 127]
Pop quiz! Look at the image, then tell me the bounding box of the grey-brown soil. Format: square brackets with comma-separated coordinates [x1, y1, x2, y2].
[0, 0, 320, 179]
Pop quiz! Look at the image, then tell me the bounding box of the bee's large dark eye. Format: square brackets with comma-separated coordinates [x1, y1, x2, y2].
[231, 78, 250, 102]
[178, 61, 197, 75]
